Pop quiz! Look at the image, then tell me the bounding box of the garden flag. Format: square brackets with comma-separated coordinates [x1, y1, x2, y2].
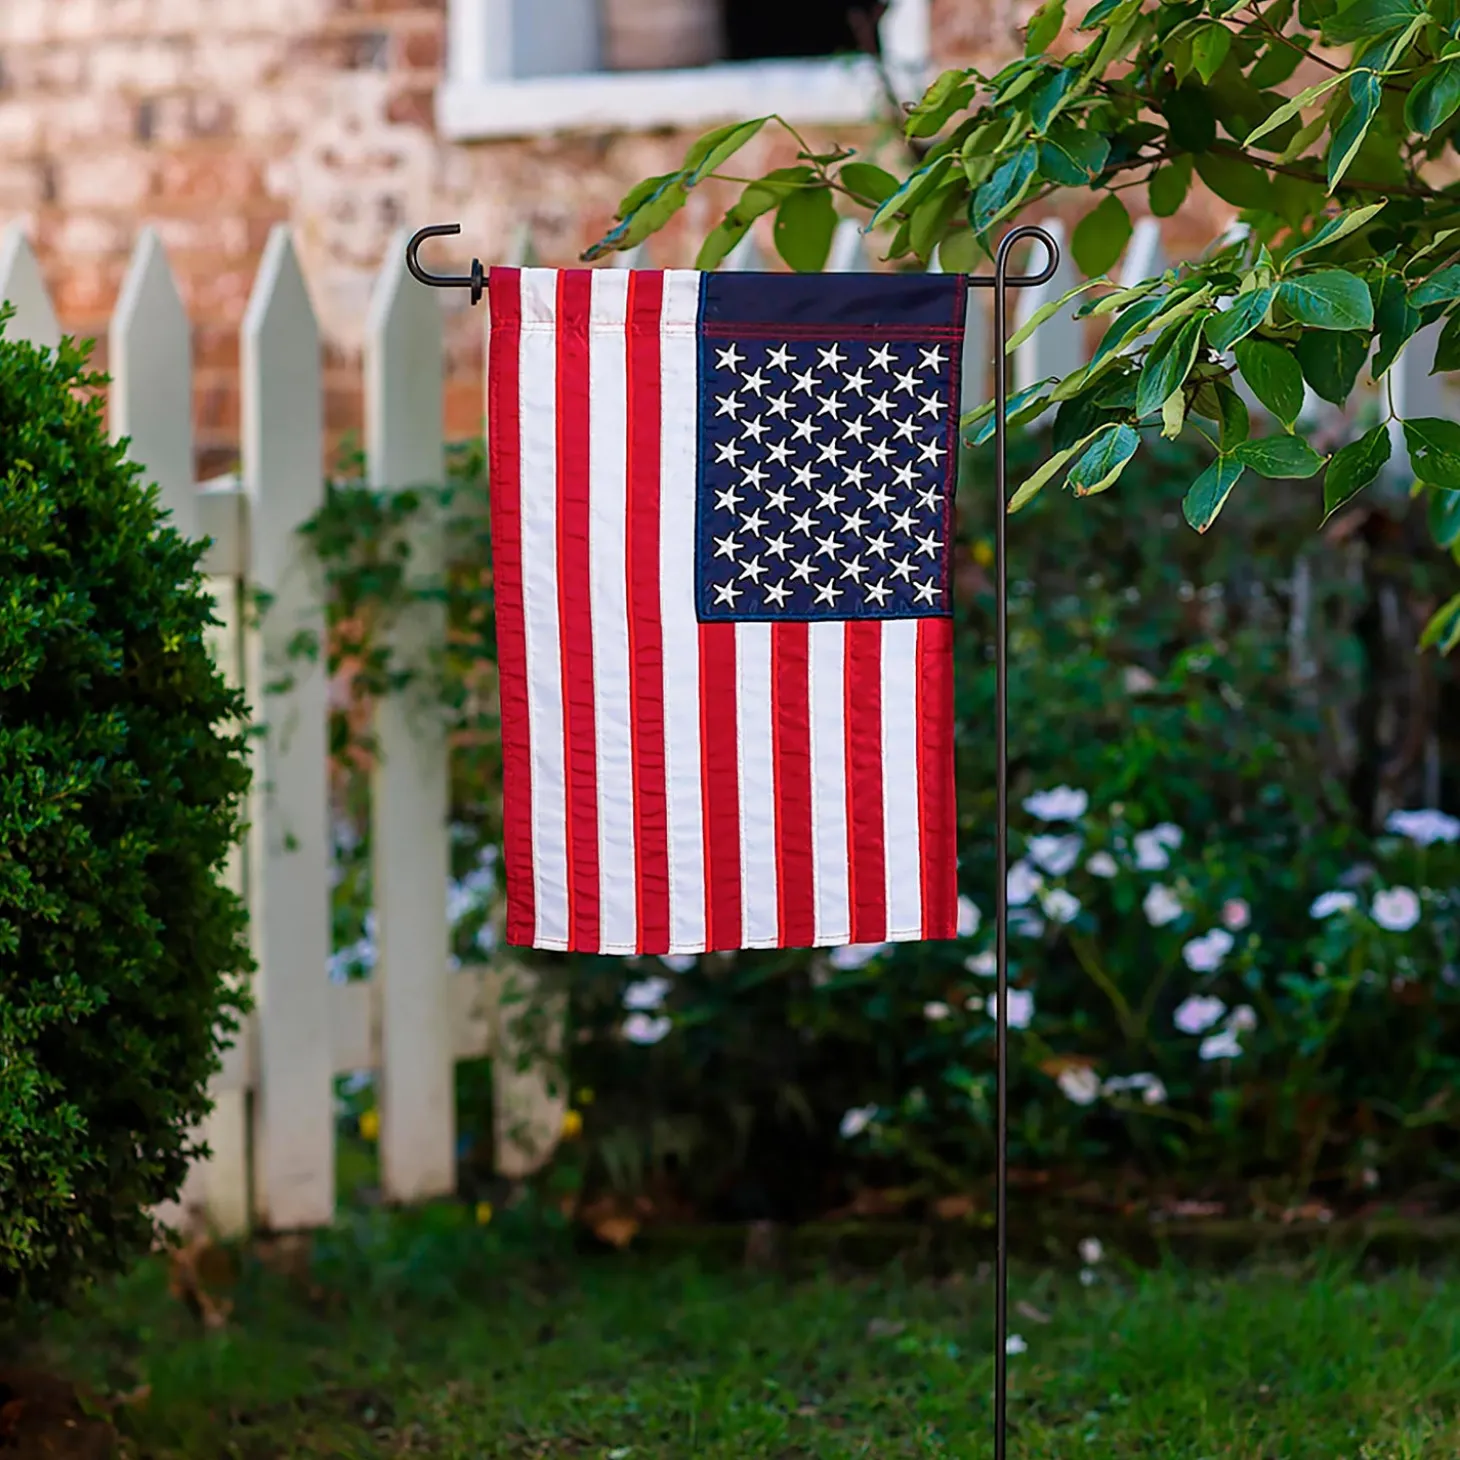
[487, 267, 968, 956]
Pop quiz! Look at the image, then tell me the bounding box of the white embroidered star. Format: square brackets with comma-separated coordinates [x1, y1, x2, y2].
[914, 528, 942, 559]
[893, 416, 918, 442]
[792, 462, 820, 490]
[841, 507, 869, 536]
[868, 392, 895, 419]
[840, 555, 868, 584]
[919, 345, 946, 371]
[894, 366, 921, 396]
[814, 530, 843, 560]
[767, 392, 794, 419]
[842, 415, 871, 443]
[789, 555, 816, 583]
[766, 439, 792, 466]
[791, 417, 820, 443]
[864, 578, 892, 607]
[765, 531, 792, 560]
[764, 579, 792, 609]
[891, 507, 917, 536]
[867, 440, 894, 467]
[712, 580, 742, 607]
[816, 439, 847, 467]
[742, 367, 768, 396]
[917, 391, 943, 419]
[792, 367, 820, 395]
[813, 579, 844, 607]
[843, 366, 870, 395]
[715, 439, 744, 466]
[916, 484, 943, 513]
[842, 461, 870, 490]
[740, 507, 768, 537]
[870, 344, 896, 371]
[767, 344, 794, 372]
[893, 462, 917, 491]
[817, 391, 845, 419]
[818, 342, 846, 371]
[715, 483, 744, 513]
[790, 508, 818, 536]
[867, 484, 894, 513]
[889, 553, 916, 582]
[815, 482, 846, 513]
[917, 438, 947, 465]
[715, 391, 743, 419]
[741, 461, 768, 490]
[714, 531, 743, 559]
[741, 414, 769, 442]
[715, 343, 745, 371]
[738, 554, 768, 584]
[865, 530, 893, 558]
[765, 484, 793, 514]
[913, 577, 940, 605]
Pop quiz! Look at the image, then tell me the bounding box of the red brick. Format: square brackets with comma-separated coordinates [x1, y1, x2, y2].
[385, 86, 434, 131]
[396, 23, 442, 70]
[154, 153, 267, 208]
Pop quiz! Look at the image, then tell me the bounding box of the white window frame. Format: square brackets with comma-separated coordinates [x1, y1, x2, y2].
[437, 0, 930, 141]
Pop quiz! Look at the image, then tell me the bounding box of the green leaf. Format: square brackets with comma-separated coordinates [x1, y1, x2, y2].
[1030, 66, 1081, 133]
[1193, 152, 1274, 210]
[1234, 337, 1306, 427]
[1293, 330, 1368, 405]
[1402, 417, 1460, 489]
[1026, 0, 1066, 53]
[1235, 434, 1326, 478]
[1420, 592, 1460, 651]
[1277, 270, 1374, 330]
[1005, 279, 1104, 353]
[1072, 194, 1132, 277]
[1006, 440, 1081, 513]
[1136, 316, 1204, 419]
[1435, 311, 1460, 372]
[1067, 422, 1139, 495]
[1326, 71, 1382, 192]
[1322, 424, 1392, 522]
[971, 144, 1038, 234]
[1183, 456, 1245, 532]
[869, 156, 952, 230]
[906, 68, 976, 139]
[773, 188, 837, 273]
[1405, 57, 1460, 136]
[1429, 487, 1460, 548]
[683, 117, 770, 187]
[1322, 0, 1421, 44]
[1410, 265, 1460, 309]
[1249, 33, 1311, 89]
[839, 163, 901, 207]
[1149, 156, 1193, 217]
[615, 171, 678, 221]
[1163, 85, 1217, 152]
[1372, 274, 1422, 376]
[1038, 126, 1111, 185]
[1216, 381, 1251, 451]
[584, 175, 688, 259]
[910, 181, 967, 262]
[1243, 74, 1348, 147]
[964, 378, 1058, 445]
[1078, 0, 1136, 27]
[1205, 286, 1277, 352]
[1191, 23, 1232, 84]
[1090, 291, 1172, 368]
[1283, 202, 1387, 265]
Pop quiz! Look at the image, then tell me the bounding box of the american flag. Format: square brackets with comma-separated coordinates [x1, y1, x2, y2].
[487, 266, 968, 955]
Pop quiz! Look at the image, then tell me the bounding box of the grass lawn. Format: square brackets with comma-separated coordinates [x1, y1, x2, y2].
[19, 1208, 1460, 1459]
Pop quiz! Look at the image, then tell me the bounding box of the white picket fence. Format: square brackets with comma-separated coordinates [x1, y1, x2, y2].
[0, 210, 1447, 1236]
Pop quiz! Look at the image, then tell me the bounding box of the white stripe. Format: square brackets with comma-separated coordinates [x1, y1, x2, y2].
[736, 621, 778, 947]
[517, 269, 569, 948]
[659, 270, 707, 953]
[588, 270, 637, 954]
[808, 621, 850, 944]
[881, 619, 923, 940]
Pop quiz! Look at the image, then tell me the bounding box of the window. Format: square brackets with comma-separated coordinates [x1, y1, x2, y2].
[438, 0, 929, 140]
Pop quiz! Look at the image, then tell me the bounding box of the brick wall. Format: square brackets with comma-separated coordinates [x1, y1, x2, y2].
[0, 0, 1227, 478]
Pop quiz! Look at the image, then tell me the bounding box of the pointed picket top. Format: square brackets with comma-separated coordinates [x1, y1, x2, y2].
[0, 222, 59, 351]
[1120, 216, 1167, 290]
[242, 225, 323, 584]
[508, 223, 539, 268]
[720, 231, 765, 271]
[367, 227, 444, 491]
[828, 217, 871, 273]
[1013, 218, 1083, 398]
[110, 228, 195, 538]
[612, 240, 651, 269]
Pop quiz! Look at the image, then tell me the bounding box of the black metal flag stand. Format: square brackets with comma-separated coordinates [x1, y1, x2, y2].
[406, 219, 1061, 1460]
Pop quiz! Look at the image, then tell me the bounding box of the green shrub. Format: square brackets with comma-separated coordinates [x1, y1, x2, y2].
[0, 314, 252, 1307]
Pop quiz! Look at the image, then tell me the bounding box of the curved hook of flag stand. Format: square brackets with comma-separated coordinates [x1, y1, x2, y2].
[403, 218, 1061, 1460]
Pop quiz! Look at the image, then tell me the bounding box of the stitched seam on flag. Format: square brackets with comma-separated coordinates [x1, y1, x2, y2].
[700, 325, 966, 341]
[735, 630, 749, 950]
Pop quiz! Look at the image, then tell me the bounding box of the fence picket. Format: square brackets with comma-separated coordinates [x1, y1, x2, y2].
[365, 231, 456, 1204]
[1120, 216, 1167, 290]
[828, 217, 870, 272]
[240, 225, 335, 1231]
[0, 223, 59, 350]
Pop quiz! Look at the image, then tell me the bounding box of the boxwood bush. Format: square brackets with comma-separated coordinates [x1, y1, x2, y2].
[0, 313, 252, 1307]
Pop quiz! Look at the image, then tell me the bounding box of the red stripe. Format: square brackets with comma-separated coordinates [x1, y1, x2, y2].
[917, 617, 957, 939]
[699, 622, 741, 951]
[626, 273, 670, 954]
[486, 269, 535, 947]
[556, 270, 599, 952]
[844, 620, 887, 944]
[771, 623, 815, 948]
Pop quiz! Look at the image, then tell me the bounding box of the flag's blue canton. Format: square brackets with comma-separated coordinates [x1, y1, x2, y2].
[694, 280, 963, 624]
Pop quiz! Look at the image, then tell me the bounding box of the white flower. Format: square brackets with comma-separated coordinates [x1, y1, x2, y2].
[923, 1000, 952, 1021]
[659, 953, 697, 973]
[1182, 928, 1235, 973]
[1123, 665, 1158, 694]
[1103, 1072, 1167, 1105]
[1005, 1333, 1028, 1355]
[1371, 886, 1421, 933]
[1310, 890, 1358, 919]
[840, 1104, 877, 1139]
[1007, 861, 1043, 907]
[1023, 785, 1089, 821]
[1385, 808, 1460, 846]
[624, 1012, 671, 1045]
[1010, 907, 1047, 938]
[1140, 1077, 1168, 1105]
[623, 977, 672, 1011]
[965, 950, 998, 977]
[1029, 834, 1082, 877]
[984, 988, 1035, 1029]
[1143, 883, 1183, 927]
[1041, 887, 1082, 925]
[1228, 1004, 1257, 1033]
[1086, 851, 1119, 878]
[830, 942, 889, 969]
[1174, 995, 1226, 1035]
[1221, 898, 1251, 931]
[957, 895, 981, 938]
[1078, 1237, 1104, 1265]
[1134, 823, 1183, 871]
[1057, 1066, 1101, 1105]
[1199, 1029, 1243, 1060]
[1080, 1267, 1099, 1287]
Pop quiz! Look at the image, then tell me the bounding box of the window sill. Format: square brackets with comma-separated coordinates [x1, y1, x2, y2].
[436, 54, 894, 141]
